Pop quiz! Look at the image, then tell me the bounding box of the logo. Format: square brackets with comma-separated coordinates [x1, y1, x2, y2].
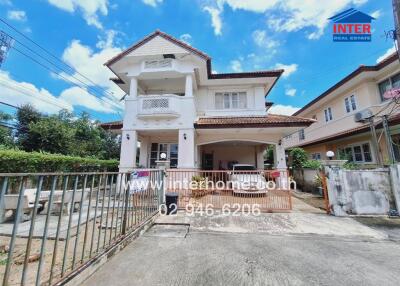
[329, 8, 375, 42]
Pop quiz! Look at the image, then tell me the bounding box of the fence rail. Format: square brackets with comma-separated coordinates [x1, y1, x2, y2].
[166, 169, 291, 212]
[0, 170, 163, 286]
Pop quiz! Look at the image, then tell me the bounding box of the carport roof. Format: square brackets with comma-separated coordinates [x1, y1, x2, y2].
[194, 114, 316, 129]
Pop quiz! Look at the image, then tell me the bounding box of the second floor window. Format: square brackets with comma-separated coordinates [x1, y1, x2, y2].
[215, 92, 247, 109]
[378, 72, 400, 101]
[324, 107, 333, 122]
[345, 95, 357, 113]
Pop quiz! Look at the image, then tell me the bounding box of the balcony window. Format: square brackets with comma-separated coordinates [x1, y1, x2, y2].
[378, 72, 400, 101]
[299, 129, 305, 141]
[215, 92, 247, 109]
[311, 153, 321, 160]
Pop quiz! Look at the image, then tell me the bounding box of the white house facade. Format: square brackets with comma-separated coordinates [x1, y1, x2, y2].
[101, 31, 315, 172]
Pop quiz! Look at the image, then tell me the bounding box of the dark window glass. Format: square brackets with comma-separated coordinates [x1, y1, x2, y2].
[345, 147, 353, 161]
[345, 98, 351, 113]
[362, 143, 372, 162]
[350, 95, 357, 111]
[379, 79, 391, 101]
[151, 143, 158, 151]
[353, 146, 363, 162]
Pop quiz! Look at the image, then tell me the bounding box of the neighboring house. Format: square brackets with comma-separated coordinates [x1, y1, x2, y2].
[283, 53, 400, 165]
[101, 30, 314, 171]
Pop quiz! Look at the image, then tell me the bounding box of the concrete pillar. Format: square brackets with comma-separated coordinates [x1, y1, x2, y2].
[256, 146, 264, 170]
[119, 130, 137, 172]
[139, 137, 150, 168]
[275, 143, 287, 169]
[178, 128, 195, 168]
[185, 74, 193, 97]
[129, 77, 138, 99]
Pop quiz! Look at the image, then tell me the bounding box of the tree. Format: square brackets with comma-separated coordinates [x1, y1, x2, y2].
[289, 147, 308, 170]
[0, 111, 14, 147]
[16, 104, 41, 149]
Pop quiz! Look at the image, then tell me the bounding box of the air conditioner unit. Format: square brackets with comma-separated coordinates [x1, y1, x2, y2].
[354, 109, 373, 122]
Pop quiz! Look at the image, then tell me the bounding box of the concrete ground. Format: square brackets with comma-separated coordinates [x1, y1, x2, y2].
[81, 212, 400, 286]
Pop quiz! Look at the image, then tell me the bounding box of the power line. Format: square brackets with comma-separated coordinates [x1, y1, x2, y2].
[0, 17, 118, 100]
[0, 100, 19, 109]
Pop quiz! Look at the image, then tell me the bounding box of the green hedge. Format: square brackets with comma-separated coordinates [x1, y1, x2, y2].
[0, 149, 119, 173]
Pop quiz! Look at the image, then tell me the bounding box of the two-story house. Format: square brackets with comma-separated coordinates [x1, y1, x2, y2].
[283, 52, 400, 165]
[101, 30, 315, 172]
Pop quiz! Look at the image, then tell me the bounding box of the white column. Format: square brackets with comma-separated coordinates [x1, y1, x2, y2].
[275, 143, 287, 169]
[256, 146, 264, 170]
[185, 74, 193, 97]
[129, 77, 138, 99]
[119, 130, 137, 172]
[139, 137, 150, 168]
[178, 128, 195, 169]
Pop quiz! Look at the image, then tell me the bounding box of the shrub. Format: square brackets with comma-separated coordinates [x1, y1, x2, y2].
[302, 160, 322, 170]
[0, 149, 119, 173]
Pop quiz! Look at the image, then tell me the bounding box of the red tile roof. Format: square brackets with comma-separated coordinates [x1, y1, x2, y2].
[297, 113, 400, 148]
[293, 52, 399, 116]
[194, 114, 316, 129]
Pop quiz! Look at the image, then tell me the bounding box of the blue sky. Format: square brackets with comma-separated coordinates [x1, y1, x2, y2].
[0, 0, 395, 122]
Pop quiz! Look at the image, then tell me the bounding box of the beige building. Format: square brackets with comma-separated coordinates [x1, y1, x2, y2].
[283, 53, 400, 165]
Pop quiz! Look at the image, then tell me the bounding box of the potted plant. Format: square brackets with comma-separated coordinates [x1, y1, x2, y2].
[313, 174, 323, 196]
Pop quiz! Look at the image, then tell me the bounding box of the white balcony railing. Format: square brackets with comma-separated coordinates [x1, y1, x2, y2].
[137, 94, 181, 118]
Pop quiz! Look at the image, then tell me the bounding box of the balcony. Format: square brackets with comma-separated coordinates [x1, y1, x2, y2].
[137, 94, 181, 119]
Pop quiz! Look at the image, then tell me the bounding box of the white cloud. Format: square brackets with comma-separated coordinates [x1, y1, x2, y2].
[0, 0, 12, 6]
[204, 6, 222, 35]
[59, 86, 116, 113]
[371, 9, 381, 19]
[179, 33, 192, 45]
[209, 0, 367, 39]
[252, 30, 279, 50]
[59, 30, 124, 110]
[230, 59, 243, 72]
[285, 88, 297, 97]
[0, 71, 72, 114]
[274, 63, 298, 78]
[142, 0, 163, 7]
[376, 46, 396, 63]
[47, 0, 108, 29]
[269, 104, 300, 116]
[7, 10, 27, 21]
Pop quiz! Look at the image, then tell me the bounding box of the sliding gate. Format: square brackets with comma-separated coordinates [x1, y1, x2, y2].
[166, 169, 292, 212]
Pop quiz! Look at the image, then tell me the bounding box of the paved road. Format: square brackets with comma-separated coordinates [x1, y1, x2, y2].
[82, 214, 400, 286]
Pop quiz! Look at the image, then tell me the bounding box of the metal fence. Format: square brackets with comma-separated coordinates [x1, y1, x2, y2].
[166, 169, 292, 212]
[0, 170, 164, 286]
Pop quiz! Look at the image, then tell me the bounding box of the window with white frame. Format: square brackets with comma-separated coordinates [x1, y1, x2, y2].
[339, 142, 373, 163]
[215, 92, 247, 109]
[345, 95, 357, 113]
[149, 143, 178, 168]
[378, 72, 400, 101]
[324, 107, 333, 122]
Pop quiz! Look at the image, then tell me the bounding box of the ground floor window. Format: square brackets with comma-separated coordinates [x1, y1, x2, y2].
[339, 142, 373, 163]
[149, 143, 178, 168]
[392, 134, 400, 162]
[311, 153, 321, 160]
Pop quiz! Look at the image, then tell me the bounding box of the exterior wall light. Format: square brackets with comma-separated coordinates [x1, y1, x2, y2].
[326, 150, 335, 160]
[126, 134, 130, 140]
[183, 133, 187, 140]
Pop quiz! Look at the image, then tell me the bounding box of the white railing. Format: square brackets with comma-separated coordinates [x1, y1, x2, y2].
[137, 94, 181, 118]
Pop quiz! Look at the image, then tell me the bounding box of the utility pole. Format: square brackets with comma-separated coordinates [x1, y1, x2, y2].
[368, 117, 382, 166]
[0, 31, 14, 68]
[393, 0, 400, 60]
[382, 115, 396, 164]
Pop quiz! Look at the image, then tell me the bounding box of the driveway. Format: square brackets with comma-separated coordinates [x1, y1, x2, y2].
[82, 213, 400, 286]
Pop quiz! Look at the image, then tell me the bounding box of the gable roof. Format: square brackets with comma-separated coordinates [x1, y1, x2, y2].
[328, 8, 375, 23]
[293, 52, 399, 116]
[104, 30, 283, 82]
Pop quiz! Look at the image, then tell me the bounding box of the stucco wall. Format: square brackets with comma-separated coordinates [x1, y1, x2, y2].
[326, 166, 393, 215]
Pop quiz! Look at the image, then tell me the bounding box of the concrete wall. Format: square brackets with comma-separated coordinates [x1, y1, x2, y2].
[293, 169, 319, 193]
[325, 165, 393, 215]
